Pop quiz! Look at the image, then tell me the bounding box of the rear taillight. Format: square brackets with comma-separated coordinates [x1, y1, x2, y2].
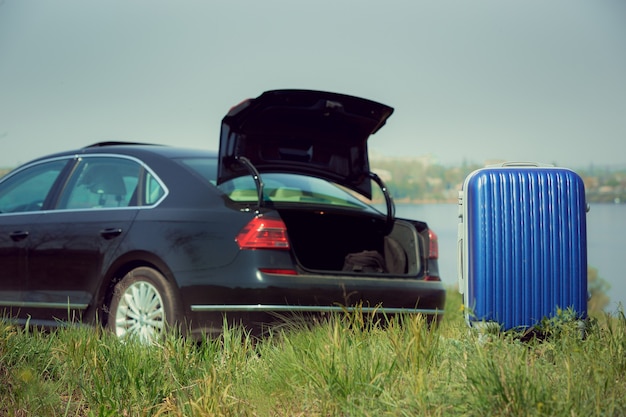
[236, 216, 290, 250]
[423, 229, 441, 281]
[423, 275, 441, 282]
[428, 229, 439, 260]
[258, 268, 298, 275]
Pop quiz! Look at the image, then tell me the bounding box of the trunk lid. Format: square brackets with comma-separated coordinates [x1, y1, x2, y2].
[217, 89, 393, 199]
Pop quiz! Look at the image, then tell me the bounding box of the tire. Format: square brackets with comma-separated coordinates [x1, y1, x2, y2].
[107, 267, 182, 343]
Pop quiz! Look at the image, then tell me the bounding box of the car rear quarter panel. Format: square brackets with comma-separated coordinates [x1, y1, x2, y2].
[124, 206, 248, 273]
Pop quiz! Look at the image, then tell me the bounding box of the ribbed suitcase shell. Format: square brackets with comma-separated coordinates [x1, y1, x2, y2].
[458, 164, 588, 330]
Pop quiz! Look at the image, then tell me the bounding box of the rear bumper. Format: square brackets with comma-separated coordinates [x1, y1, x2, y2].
[180, 270, 446, 335]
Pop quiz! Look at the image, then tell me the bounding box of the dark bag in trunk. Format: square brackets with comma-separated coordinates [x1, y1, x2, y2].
[342, 250, 387, 273]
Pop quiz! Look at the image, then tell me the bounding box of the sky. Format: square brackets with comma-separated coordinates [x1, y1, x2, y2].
[1, 0, 626, 169]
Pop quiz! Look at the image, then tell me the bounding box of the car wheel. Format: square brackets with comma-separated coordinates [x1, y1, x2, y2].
[107, 267, 182, 343]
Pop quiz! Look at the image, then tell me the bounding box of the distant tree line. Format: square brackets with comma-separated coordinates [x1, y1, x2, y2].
[370, 157, 626, 204]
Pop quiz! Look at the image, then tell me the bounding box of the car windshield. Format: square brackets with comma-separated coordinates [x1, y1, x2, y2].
[218, 173, 377, 211]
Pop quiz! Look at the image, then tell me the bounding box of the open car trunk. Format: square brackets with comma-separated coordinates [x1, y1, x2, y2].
[277, 209, 429, 277]
[218, 91, 433, 278]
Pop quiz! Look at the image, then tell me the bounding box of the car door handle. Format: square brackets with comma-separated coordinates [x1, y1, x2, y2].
[9, 231, 29, 242]
[100, 228, 123, 240]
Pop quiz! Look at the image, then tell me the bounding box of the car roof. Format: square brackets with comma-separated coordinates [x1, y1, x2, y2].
[28, 142, 218, 163]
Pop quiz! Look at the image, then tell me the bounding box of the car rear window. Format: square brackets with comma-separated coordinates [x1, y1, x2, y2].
[218, 173, 375, 211]
[177, 158, 218, 185]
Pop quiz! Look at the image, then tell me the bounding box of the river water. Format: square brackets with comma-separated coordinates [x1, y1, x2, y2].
[392, 203, 625, 313]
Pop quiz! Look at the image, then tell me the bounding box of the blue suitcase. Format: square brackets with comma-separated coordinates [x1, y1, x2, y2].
[457, 162, 588, 330]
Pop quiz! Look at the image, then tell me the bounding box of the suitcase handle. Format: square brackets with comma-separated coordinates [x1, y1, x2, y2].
[488, 161, 554, 168]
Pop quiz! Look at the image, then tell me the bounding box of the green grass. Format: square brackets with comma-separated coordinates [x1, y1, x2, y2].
[1, 290, 625, 416]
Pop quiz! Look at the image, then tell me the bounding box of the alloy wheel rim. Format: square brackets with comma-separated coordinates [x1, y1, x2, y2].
[114, 281, 165, 343]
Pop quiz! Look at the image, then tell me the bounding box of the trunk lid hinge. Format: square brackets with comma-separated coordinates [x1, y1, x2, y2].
[369, 171, 395, 235]
[236, 156, 265, 209]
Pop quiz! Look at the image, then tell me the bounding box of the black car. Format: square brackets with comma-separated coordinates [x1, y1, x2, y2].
[0, 89, 445, 342]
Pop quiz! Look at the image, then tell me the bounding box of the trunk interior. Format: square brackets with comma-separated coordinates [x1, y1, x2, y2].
[278, 209, 428, 276]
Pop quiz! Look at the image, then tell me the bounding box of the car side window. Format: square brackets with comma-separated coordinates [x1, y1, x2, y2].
[144, 172, 165, 205]
[0, 160, 67, 214]
[60, 157, 141, 209]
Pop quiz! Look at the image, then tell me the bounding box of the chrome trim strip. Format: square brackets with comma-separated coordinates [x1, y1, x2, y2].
[190, 304, 441, 315]
[0, 301, 88, 310]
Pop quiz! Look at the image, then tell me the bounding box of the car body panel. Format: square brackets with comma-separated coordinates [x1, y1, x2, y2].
[218, 89, 394, 199]
[0, 212, 41, 311]
[23, 209, 138, 319]
[122, 207, 246, 272]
